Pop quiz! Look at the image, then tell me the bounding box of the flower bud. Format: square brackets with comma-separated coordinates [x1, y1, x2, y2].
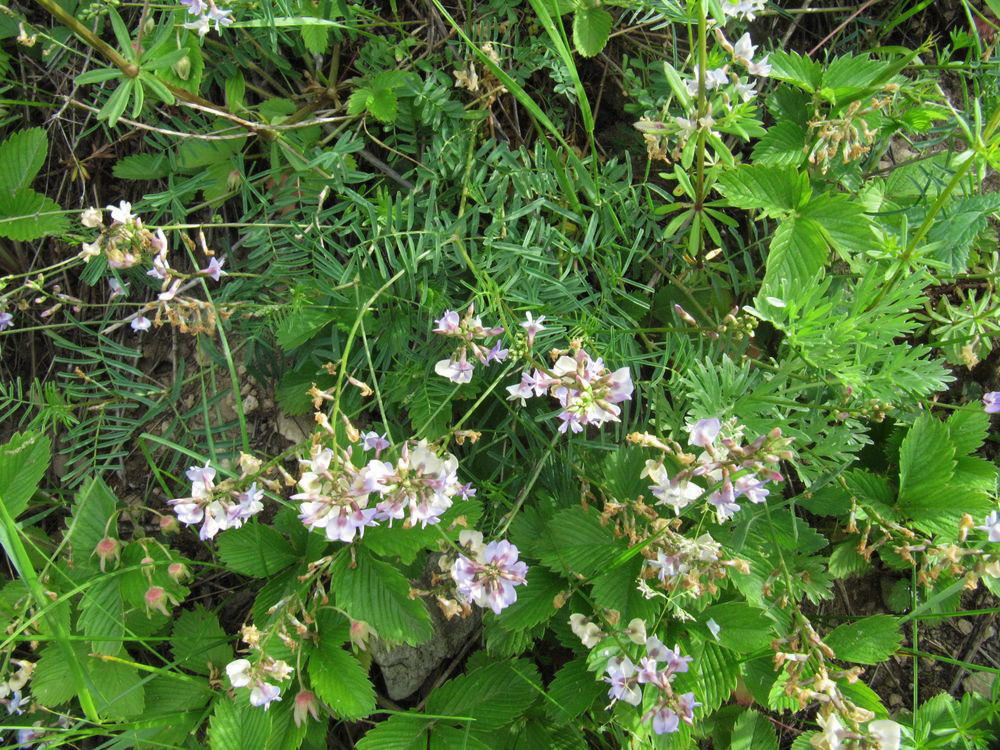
[167, 562, 190, 583]
[159, 514, 179, 534]
[94, 537, 120, 572]
[172, 55, 191, 80]
[293, 690, 320, 727]
[144, 586, 171, 616]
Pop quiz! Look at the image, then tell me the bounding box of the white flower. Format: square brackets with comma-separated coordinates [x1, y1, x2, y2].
[107, 201, 134, 224]
[131, 315, 152, 332]
[79, 241, 101, 261]
[226, 659, 252, 688]
[867, 720, 901, 750]
[733, 33, 757, 61]
[435, 357, 473, 384]
[250, 682, 281, 709]
[184, 15, 211, 36]
[707, 618, 721, 640]
[747, 55, 771, 77]
[81, 207, 103, 228]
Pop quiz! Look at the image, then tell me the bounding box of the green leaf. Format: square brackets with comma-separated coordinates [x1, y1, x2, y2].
[347, 88, 371, 116]
[828, 540, 868, 578]
[367, 87, 398, 123]
[496, 565, 566, 632]
[800, 192, 877, 257]
[301, 24, 329, 55]
[545, 657, 602, 724]
[216, 521, 298, 578]
[79, 575, 124, 655]
[731, 708, 779, 750]
[113, 153, 171, 180]
[590, 556, 657, 623]
[89, 656, 145, 719]
[33, 644, 81, 706]
[226, 72, 246, 112]
[767, 50, 823, 92]
[363, 499, 482, 565]
[171, 606, 234, 675]
[330, 548, 432, 645]
[700, 601, 774, 653]
[897, 415, 954, 507]
[66, 476, 119, 578]
[0, 189, 68, 241]
[825, 615, 902, 664]
[141, 71, 176, 105]
[309, 641, 375, 720]
[572, 7, 613, 57]
[691, 641, 739, 713]
[426, 658, 540, 735]
[0, 128, 47, 193]
[537, 506, 619, 577]
[715, 165, 808, 217]
[0, 432, 50, 520]
[355, 715, 431, 750]
[76, 68, 122, 85]
[99, 80, 132, 127]
[751, 121, 806, 167]
[762, 216, 828, 293]
[108, 8, 133, 55]
[209, 697, 271, 750]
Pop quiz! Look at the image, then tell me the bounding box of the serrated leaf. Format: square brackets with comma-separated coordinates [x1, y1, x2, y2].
[264, 696, 308, 750]
[426, 658, 540, 734]
[209, 697, 271, 750]
[762, 216, 828, 293]
[367, 87, 398, 123]
[363, 499, 482, 565]
[572, 7, 612, 57]
[79, 576, 124, 655]
[216, 521, 298, 578]
[825, 615, 901, 664]
[0, 189, 68, 241]
[537, 506, 619, 577]
[731, 708, 779, 750]
[330, 548, 432, 645]
[66, 476, 119, 578]
[497, 565, 565, 632]
[590, 556, 657, 623]
[0, 127, 47, 193]
[545, 657, 602, 724]
[89, 656, 145, 719]
[355, 714, 432, 750]
[113, 153, 170, 180]
[715, 165, 808, 216]
[301, 24, 329, 55]
[347, 88, 371, 116]
[700, 601, 774, 653]
[33, 644, 81, 706]
[800, 192, 877, 257]
[309, 641, 375, 720]
[226, 72, 246, 112]
[171, 606, 233, 675]
[897, 415, 954, 507]
[0, 432, 50, 520]
[768, 50, 823, 92]
[691, 641, 739, 713]
[751, 121, 806, 167]
[828, 539, 868, 578]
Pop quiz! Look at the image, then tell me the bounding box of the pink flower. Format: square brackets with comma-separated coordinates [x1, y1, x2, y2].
[519, 312, 546, 347]
[131, 315, 152, 332]
[361, 431, 390, 455]
[604, 656, 641, 706]
[293, 690, 319, 726]
[435, 357, 474, 384]
[250, 682, 281, 709]
[202, 257, 226, 282]
[451, 539, 528, 614]
[434, 310, 461, 334]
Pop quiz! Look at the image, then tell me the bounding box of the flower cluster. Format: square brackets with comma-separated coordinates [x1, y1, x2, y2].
[80, 202, 160, 270]
[507, 342, 633, 433]
[450, 531, 528, 614]
[813, 713, 902, 750]
[983, 391, 1000, 414]
[0, 659, 34, 715]
[181, 0, 233, 37]
[641, 528, 749, 599]
[226, 656, 292, 710]
[433, 306, 507, 383]
[293, 437, 468, 541]
[168, 454, 265, 540]
[637, 418, 791, 523]
[571, 616, 698, 736]
[721, 0, 766, 22]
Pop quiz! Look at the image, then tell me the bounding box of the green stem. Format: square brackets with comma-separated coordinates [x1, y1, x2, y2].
[0, 491, 100, 722]
[692, 0, 708, 257]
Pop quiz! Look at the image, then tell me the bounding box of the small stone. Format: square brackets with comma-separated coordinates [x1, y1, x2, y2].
[962, 672, 995, 697]
[955, 619, 973, 636]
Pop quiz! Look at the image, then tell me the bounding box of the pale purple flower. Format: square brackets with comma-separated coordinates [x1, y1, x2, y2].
[645, 636, 670, 662]
[148, 250, 171, 281]
[677, 692, 699, 722]
[108, 278, 127, 299]
[707, 618, 721, 640]
[202, 257, 225, 282]
[131, 315, 152, 332]
[361, 431, 390, 455]
[435, 356, 474, 384]
[206, 2, 233, 31]
[485, 340, 509, 363]
[459, 483, 476, 500]
[180, 0, 207, 14]
[747, 56, 771, 77]
[976, 511, 1000, 542]
[451, 539, 528, 614]
[734, 79, 758, 101]
[184, 15, 211, 36]
[434, 309, 461, 334]
[520, 312, 546, 347]
[506, 371, 537, 405]
[708, 480, 741, 522]
[604, 656, 641, 706]
[186, 462, 216, 485]
[688, 418, 721, 447]
[732, 33, 757, 61]
[250, 682, 281, 709]
[660, 644, 692, 676]
[734, 475, 769, 504]
[227, 482, 264, 525]
[636, 656, 659, 684]
[0, 312, 12, 331]
[651, 705, 679, 734]
[984, 392, 1000, 414]
[647, 549, 686, 581]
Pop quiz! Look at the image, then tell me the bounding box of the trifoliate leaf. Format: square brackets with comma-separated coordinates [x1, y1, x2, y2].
[572, 7, 613, 57]
[715, 165, 809, 216]
[366, 87, 398, 123]
[309, 641, 375, 720]
[751, 121, 807, 167]
[825, 615, 902, 664]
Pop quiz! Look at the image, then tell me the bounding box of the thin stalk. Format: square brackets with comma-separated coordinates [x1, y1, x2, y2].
[693, 0, 708, 256]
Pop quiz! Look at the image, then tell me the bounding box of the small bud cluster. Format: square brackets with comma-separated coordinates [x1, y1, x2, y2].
[79, 202, 158, 269]
[433, 306, 507, 383]
[448, 531, 528, 614]
[168, 457, 266, 540]
[180, 0, 233, 38]
[641, 528, 749, 599]
[639, 418, 791, 523]
[507, 341, 634, 433]
[0, 659, 35, 715]
[571, 615, 698, 736]
[294, 436, 469, 540]
[807, 94, 895, 174]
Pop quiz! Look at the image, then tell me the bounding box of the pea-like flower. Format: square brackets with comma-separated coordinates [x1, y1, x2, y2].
[433, 306, 506, 384]
[451, 536, 528, 614]
[976, 511, 1000, 542]
[983, 391, 1000, 414]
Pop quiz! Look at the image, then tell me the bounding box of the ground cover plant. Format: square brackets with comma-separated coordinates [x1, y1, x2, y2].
[1, 0, 1000, 747]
